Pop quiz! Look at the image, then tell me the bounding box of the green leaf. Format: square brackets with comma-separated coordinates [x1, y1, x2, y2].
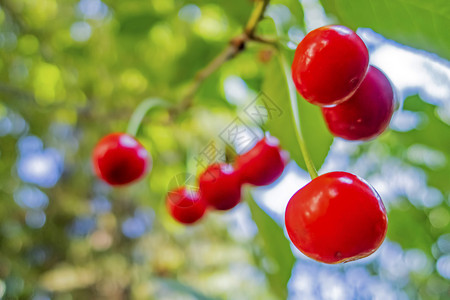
[262, 52, 333, 172]
[271, 0, 306, 29]
[387, 203, 434, 255]
[399, 95, 450, 154]
[389, 95, 450, 193]
[247, 191, 295, 300]
[319, 0, 450, 60]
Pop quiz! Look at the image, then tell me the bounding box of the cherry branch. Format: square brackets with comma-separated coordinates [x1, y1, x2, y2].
[169, 0, 272, 117]
[0, 0, 274, 126]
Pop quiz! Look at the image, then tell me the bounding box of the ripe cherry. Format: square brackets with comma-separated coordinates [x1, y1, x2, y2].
[92, 133, 150, 186]
[321, 66, 395, 140]
[285, 172, 387, 264]
[166, 186, 207, 224]
[292, 25, 369, 106]
[198, 163, 242, 211]
[235, 135, 289, 186]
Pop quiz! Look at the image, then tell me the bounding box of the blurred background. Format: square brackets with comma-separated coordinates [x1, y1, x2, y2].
[0, 0, 449, 299]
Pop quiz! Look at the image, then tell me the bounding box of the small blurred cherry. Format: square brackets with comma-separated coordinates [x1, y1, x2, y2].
[285, 172, 388, 264]
[92, 133, 150, 186]
[321, 66, 395, 140]
[235, 135, 289, 186]
[292, 25, 369, 106]
[198, 163, 242, 211]
[166, 186, 207, 224]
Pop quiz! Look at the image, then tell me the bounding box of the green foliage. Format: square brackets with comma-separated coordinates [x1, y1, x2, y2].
[393, 96, 450, 193]
[381, 95, 450, 249]
[158, 278, 221, 300]
[387, 200, 434, 255]
[320, 0, 450, 60]
[247, 191, 295, 299]
[263, 54, 333, 172]
[271, 0, 305, 30]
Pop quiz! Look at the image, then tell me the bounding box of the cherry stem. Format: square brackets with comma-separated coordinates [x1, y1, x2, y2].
[126, 98, 170, 137]
[281, 57, 318, 180]
[245, 0, 271, 37]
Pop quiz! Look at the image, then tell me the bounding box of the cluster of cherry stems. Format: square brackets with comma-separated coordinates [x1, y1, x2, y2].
[92, 25, 394, 264]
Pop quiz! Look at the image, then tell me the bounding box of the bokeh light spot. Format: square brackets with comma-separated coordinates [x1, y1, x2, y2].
[17, 148, 63, 188]
[26, 211, 47, 229]
[436, 254, 450, 279]
[14, 186, 49, 210]
[70, 21, 92, 42]
[178, 4, 201, 23]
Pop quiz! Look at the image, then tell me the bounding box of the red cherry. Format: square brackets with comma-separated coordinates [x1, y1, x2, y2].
[198, 163, 242, 211]
[285, 172, 387, 264]
[292, 25, 369, 106]
[92, 133, 150, 186]
[235, 135, 289, 186]
[321, 66, 395, 140]
[166, 187, 207, 224]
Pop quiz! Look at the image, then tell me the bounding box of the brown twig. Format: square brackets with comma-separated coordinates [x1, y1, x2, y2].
[0, 82, 35, 102]
[170, 0, 272, 118]
[250, 34, 280, 47]
[170, 40, 243, 115]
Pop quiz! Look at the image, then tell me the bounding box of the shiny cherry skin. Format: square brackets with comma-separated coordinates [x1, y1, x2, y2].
[166, 187, 207, 224]
[235, 135, 289, 186]
[92, 133, 150, 186]
[285, 172, 388, 264]
[321, 66, 395, 140]
[292, 25, 369, 106]
[198, 163, 242, 211]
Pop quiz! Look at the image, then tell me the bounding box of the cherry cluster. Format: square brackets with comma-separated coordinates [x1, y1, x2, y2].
[90, 133, 288, 226]
[292, 25, 395, 141]
[285, 25, 390, 264]
[90, 25, 391, 265]
[167, 135, 289, 224]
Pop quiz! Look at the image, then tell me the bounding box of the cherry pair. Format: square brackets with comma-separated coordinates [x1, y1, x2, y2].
[287, 25, 390, 264]
[166, 164, 240, 225]
[167, 135, 289, 225]
[292, 25, 395, 140]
